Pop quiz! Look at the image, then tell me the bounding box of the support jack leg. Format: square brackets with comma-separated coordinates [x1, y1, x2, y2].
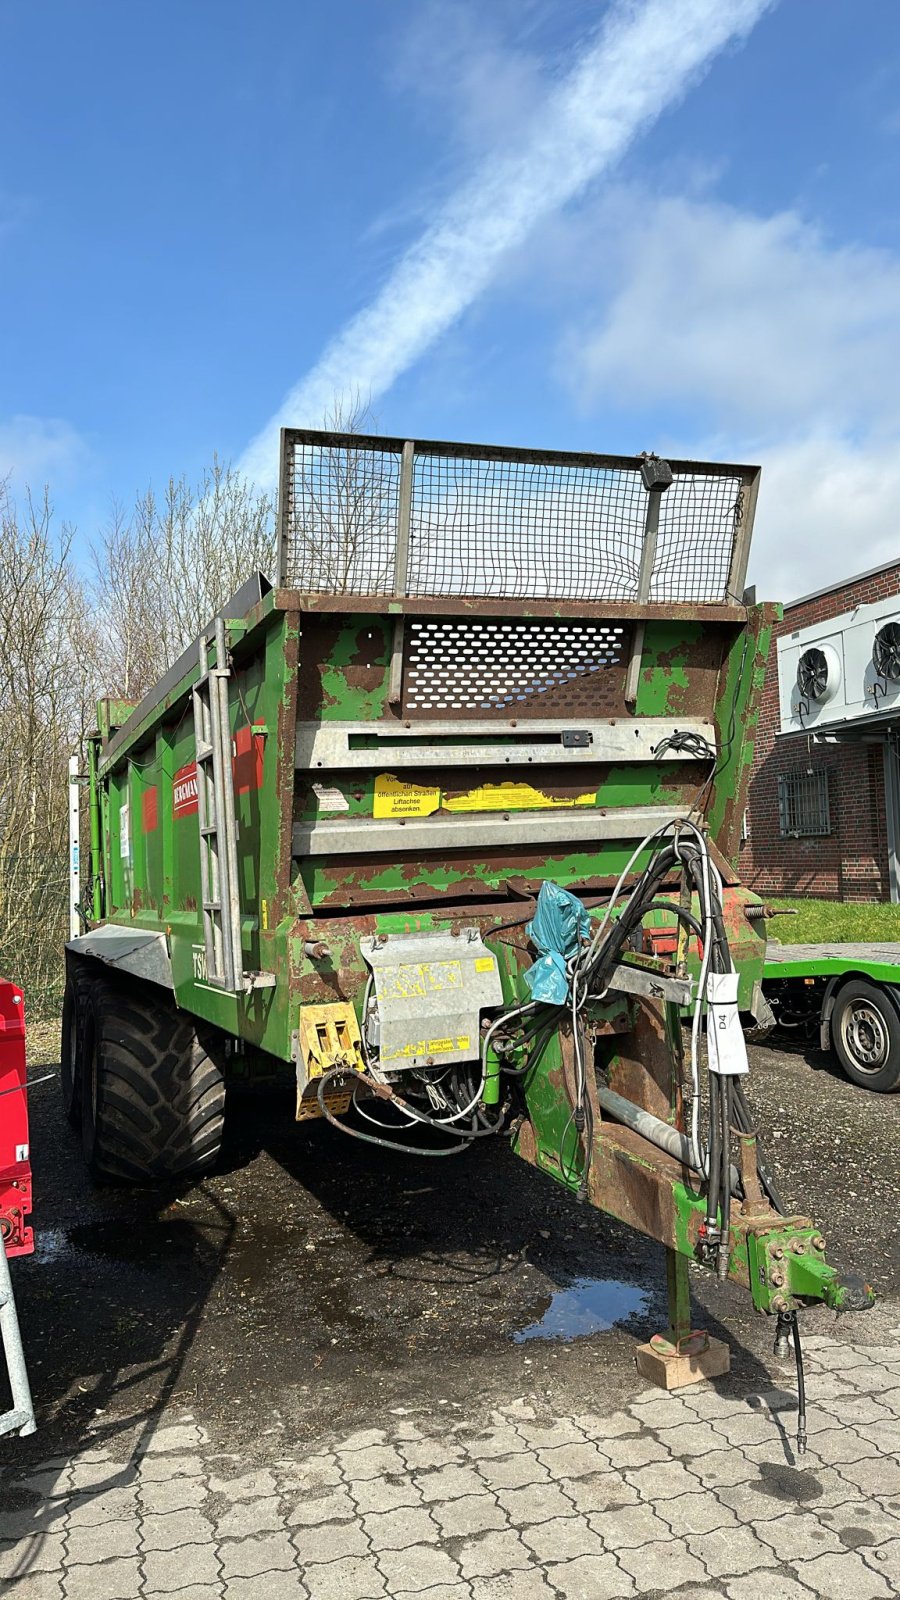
[635, 1248, 730, 1391]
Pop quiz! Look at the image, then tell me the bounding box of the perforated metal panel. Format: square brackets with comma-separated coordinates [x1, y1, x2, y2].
[401, 618, 630, 719]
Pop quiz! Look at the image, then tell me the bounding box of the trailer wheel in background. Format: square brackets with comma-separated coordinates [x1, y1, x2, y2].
[831, 979, 900, 1093]
[81, 978, 226, 1181]
[60, 963, 93, 1130]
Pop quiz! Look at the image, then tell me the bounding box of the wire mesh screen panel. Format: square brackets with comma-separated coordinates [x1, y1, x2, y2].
[281, 435, 401, 593]
[407, 452, 646, 600]
[278, 432, 757, 603]
[651, 472, 745, 604]
[402, 618, 630, 719]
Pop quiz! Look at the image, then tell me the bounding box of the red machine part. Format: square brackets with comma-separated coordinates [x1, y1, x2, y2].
[0, 981, 33, 1259]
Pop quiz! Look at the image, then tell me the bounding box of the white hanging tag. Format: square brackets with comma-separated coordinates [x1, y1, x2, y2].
[706, 971, 749, 1076]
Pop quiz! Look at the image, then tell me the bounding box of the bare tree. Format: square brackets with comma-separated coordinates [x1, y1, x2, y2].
[285, 395, 396, 593]
[0, 483, 95, 1013]
[92, 456, 275, 698]
[0, 407, 381, 1018]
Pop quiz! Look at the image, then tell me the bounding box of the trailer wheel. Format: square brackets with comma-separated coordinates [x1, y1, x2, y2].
[831, 979, 900, 1093]
[61, 964, 93, 1129]
[81, 979, 226, 1181]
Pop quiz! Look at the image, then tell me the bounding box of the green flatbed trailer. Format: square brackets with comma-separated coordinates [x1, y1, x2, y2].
[764, 942, 900, 1092]
[62, 431, 873, 1399]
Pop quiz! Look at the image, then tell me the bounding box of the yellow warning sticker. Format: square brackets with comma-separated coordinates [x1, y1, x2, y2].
[474, 956, 495, 973]
[382, 1039, 426, 1061]
[380, 1034, 472, 1061]
[443, 782, 596, 812]
[374, 773, 441, 819]
[380, 960, 463, 1001]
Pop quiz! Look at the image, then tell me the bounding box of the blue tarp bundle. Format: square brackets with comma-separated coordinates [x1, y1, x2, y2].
[523, 882, 590, 1005]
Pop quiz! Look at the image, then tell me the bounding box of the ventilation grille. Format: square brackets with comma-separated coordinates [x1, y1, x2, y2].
[402, 619, 629, 718]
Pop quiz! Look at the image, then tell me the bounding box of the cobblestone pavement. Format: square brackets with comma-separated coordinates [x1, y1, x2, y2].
[2, 1331, 900, 1599]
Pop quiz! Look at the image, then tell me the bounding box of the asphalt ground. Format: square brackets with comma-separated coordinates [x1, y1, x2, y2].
[5, 1029, 899, 1465]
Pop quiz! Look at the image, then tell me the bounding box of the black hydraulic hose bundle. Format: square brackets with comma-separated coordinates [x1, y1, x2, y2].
[558, 826, 808, 1454]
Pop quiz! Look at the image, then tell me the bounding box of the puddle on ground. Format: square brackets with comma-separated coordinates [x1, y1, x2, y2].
[513, 1277, 649, 1343]
[33, 1228, 70, 1263]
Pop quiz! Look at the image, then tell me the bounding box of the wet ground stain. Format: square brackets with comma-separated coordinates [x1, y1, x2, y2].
[513, 1278, 649, 1342]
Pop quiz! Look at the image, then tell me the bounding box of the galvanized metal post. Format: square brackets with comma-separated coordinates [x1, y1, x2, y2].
[389, 440, 415, 706]
[0, 1239, 36, 1436]
[214, 618, 243, 991]
[68, 754, 80, 938]
[624, 487, 664, 707]
[884, 734, 900, 905]
[88, 736, 103, 922]
[275, 426, 291, 587]
[726, 468, 761, 602]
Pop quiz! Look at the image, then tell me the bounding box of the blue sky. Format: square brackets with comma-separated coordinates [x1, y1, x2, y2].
[3, 0, 900, 594]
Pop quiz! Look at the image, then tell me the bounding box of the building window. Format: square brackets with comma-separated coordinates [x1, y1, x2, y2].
[777, 770, 831, 838]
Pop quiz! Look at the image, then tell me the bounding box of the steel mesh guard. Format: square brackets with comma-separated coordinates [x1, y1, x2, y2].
[406, 452, 648, 600]
[651, 472, 744, 604]
[281, 436, 401, 594]
[278, 432, 755, 603]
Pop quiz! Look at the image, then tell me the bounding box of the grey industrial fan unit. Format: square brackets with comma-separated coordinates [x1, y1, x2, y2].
[873, 621, 900, 683]
[796, 646, 832, 703]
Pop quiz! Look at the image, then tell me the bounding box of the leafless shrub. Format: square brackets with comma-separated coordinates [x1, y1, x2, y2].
[0, 483, 95, 1014]
[283, 395, 395, 592]
[92, 456, 276, 698]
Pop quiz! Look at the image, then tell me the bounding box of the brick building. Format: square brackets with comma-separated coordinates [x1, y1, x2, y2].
[742, 558, 900, 902]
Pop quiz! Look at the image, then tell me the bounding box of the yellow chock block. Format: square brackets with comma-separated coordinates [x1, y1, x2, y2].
[296, 1090, 351, 1123]
[635, 1330, 730, 1391]
[296, 1003, 364, 1119]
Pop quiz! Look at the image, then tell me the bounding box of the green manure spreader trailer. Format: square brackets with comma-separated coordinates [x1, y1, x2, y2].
[64, 430, 873, 1429]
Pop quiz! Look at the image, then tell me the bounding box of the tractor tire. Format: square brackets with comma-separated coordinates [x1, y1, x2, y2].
[60, 962, 94, 1130]
[81, 978, 226, 1181]
[831, 979, 900, 1093]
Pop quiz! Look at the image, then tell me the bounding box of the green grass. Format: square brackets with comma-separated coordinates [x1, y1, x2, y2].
[767, 897, 900, 944]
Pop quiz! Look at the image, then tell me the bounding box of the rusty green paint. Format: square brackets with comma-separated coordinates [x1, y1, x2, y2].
[85, 589, 771, 1076]
[633, 621, 698, 714]
[303, 842, 673, 910]
[81, 579, 869, 1320]
[744, 1225, 875, 1314]
[705, 604, 778, 864]
[316, 615, 391, 722]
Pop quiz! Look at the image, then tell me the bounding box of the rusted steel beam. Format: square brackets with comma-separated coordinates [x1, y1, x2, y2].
[276, 589, 746, 625]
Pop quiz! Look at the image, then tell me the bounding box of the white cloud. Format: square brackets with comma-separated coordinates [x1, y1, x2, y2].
[752, 436, 900, 600]
[387, 2, 554, 161]
[564, 195, 900, 435]
[240, 0, 774, 487]
[556, 190, 900, 599]
[0, 414, 88, 494]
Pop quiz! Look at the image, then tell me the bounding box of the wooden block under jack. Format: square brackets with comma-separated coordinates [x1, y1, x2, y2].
[635, 1331, 731, 1391]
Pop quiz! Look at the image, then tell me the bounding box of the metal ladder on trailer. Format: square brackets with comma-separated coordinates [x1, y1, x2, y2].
[192, 617, 247, 993]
